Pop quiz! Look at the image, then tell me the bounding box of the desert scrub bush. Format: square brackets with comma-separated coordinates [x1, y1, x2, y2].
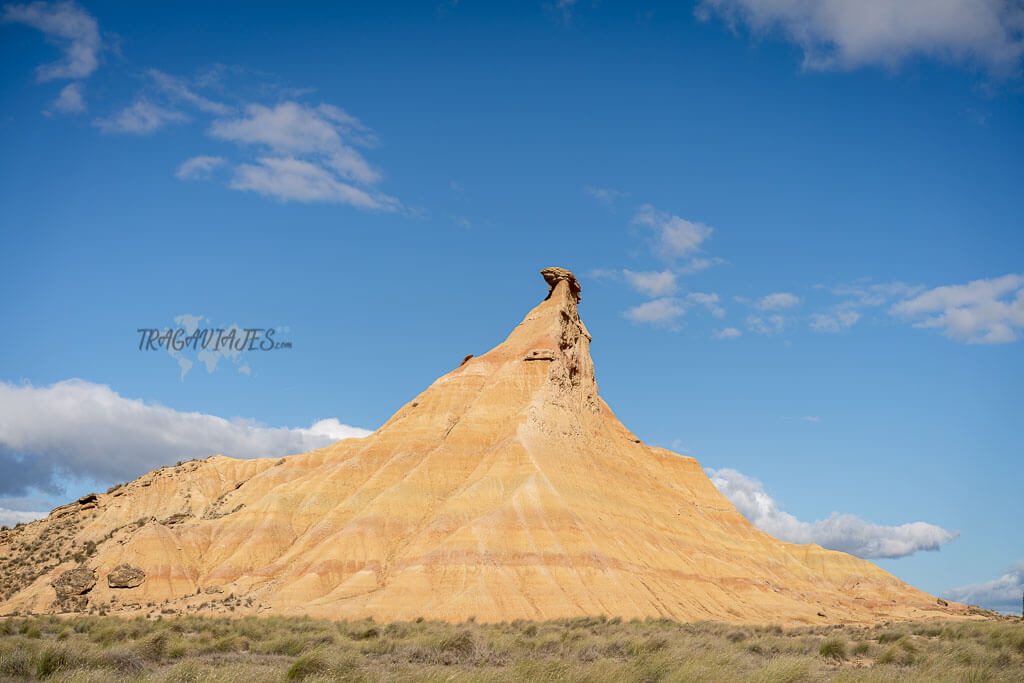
[285, 647, 359, 681]
[0, 642, 33, 678]
[853, 640, 870, 655]
[749, 655, 810, 683]
[286, 647, 328, 681]
[35, 643, 73, 678]
[818, 636, 847, 660]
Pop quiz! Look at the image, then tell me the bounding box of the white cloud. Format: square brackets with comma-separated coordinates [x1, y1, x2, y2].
[96, 99, 187, 134]
[624, 297, 687, 325]
[210, 101, 380, 185]
[623, 269, 677, 297]
[50, 81, 85, 113]
[0, 508, 47, 528]
[0, 379, 373, 495]
[716, 327, 742, 339]
[3, 1, 101, 81]
[231, 157, 397, 211]
[832, 280, 923, 307]
[632, 204, 714, 261]
[746, 313, 786, 335]
[891, 273, 1024, 344]
[697, 0, 1024, 74]
[207, 101, 397, 210]
[799, 415, 821, 422]
[810, 308, 861, 333]
[707, 467, 959, 559]
[624, 292, 725, 326]
[944, 560, 1024, 613]
[149, 69, 231, 115]
[756, 292, 800, 310]
[679, 256, 723, 274]
[175, 155, 225, 180]
[584, 186, 627, 207]
[687, 292, 726, 318]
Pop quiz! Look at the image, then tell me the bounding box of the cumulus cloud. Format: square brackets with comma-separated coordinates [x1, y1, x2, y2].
[175, 155, 225, 180]
[49, 81, 85, 113]
[96, 99, 188, 134]
[149, 69, 231, 115]
[707, 467, 959, 559]
[696, 0, 1024, 74]
[944, 560, 1024, 613]
[3, 1, 101, 81]
[716, 327, 742, 339]
[756, 292, 800, 310]
[623, 269, 677, 297]
[632, 204, 714, 261]
[891, 273, 1024, 344]
[0, 379, 373, 495]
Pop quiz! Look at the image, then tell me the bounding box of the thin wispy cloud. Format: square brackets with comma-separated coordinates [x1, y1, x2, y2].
[891, 273, 1024, 344]
[809, 308, 860, 333]
[707, 467, 959, 559]
[149, 68, 231, 115]
[756, 292, 800, 310]
[944, 559, 1024, 613]
[624, 297, 687, 326]
[49, 81, 85, 113]
[625, 292, 725, 327]
[584, 185, 628, 208]
[207, 101, 398, 210]
[0, 379, 373, 497]
[746, 313, 785, 335]
[96, 99, 188, 134]
[632, 204, 714, 262]
[3, 1, 101, 81]
[231, 157, 396, 210]
[175, 155, 225, 180]
[696, 0, 1024, 75]
[623, 269, 677, 297]
[715, 327, 742, 339]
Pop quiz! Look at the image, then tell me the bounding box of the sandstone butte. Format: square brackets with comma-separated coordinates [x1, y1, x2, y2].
[0, 268, 975, 624]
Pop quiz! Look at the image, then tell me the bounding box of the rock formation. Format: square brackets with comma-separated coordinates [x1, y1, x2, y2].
[0, 268, 970, 623]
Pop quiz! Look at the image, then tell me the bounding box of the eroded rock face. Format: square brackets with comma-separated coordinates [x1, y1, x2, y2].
[53, 567, 96, 597]
[52, 566, 96, 612]
[1, 268, 971, 624]
[541, 266, 582, 303]
[107, 564, 146, 589]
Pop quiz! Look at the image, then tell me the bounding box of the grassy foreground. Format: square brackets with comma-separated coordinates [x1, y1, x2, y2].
[0, 614, 1022, 682]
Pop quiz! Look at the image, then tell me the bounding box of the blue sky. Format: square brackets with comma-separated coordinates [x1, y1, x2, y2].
[1, 1, 1022, 612]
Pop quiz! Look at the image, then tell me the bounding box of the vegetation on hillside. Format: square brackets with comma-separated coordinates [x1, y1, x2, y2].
[0, 614, 1022, 681]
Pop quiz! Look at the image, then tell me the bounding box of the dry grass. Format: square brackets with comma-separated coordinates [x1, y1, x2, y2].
[0, 614, 1021, 681]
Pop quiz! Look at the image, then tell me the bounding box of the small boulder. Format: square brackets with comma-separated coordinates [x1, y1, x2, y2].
[204, 585, 224, 594]
[107, 564, 146, 589]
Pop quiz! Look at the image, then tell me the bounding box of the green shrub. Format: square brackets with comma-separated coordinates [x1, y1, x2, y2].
[286, 648, 328, 681]
[853, 640, 870, 655]
[818, 636, 847, 660]
[35, 644, 71, 678]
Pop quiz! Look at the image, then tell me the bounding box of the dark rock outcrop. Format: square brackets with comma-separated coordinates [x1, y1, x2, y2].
[107, 564, 146, 589]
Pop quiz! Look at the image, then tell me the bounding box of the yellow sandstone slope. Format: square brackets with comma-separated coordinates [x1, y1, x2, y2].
[0, 268, 967, 623]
